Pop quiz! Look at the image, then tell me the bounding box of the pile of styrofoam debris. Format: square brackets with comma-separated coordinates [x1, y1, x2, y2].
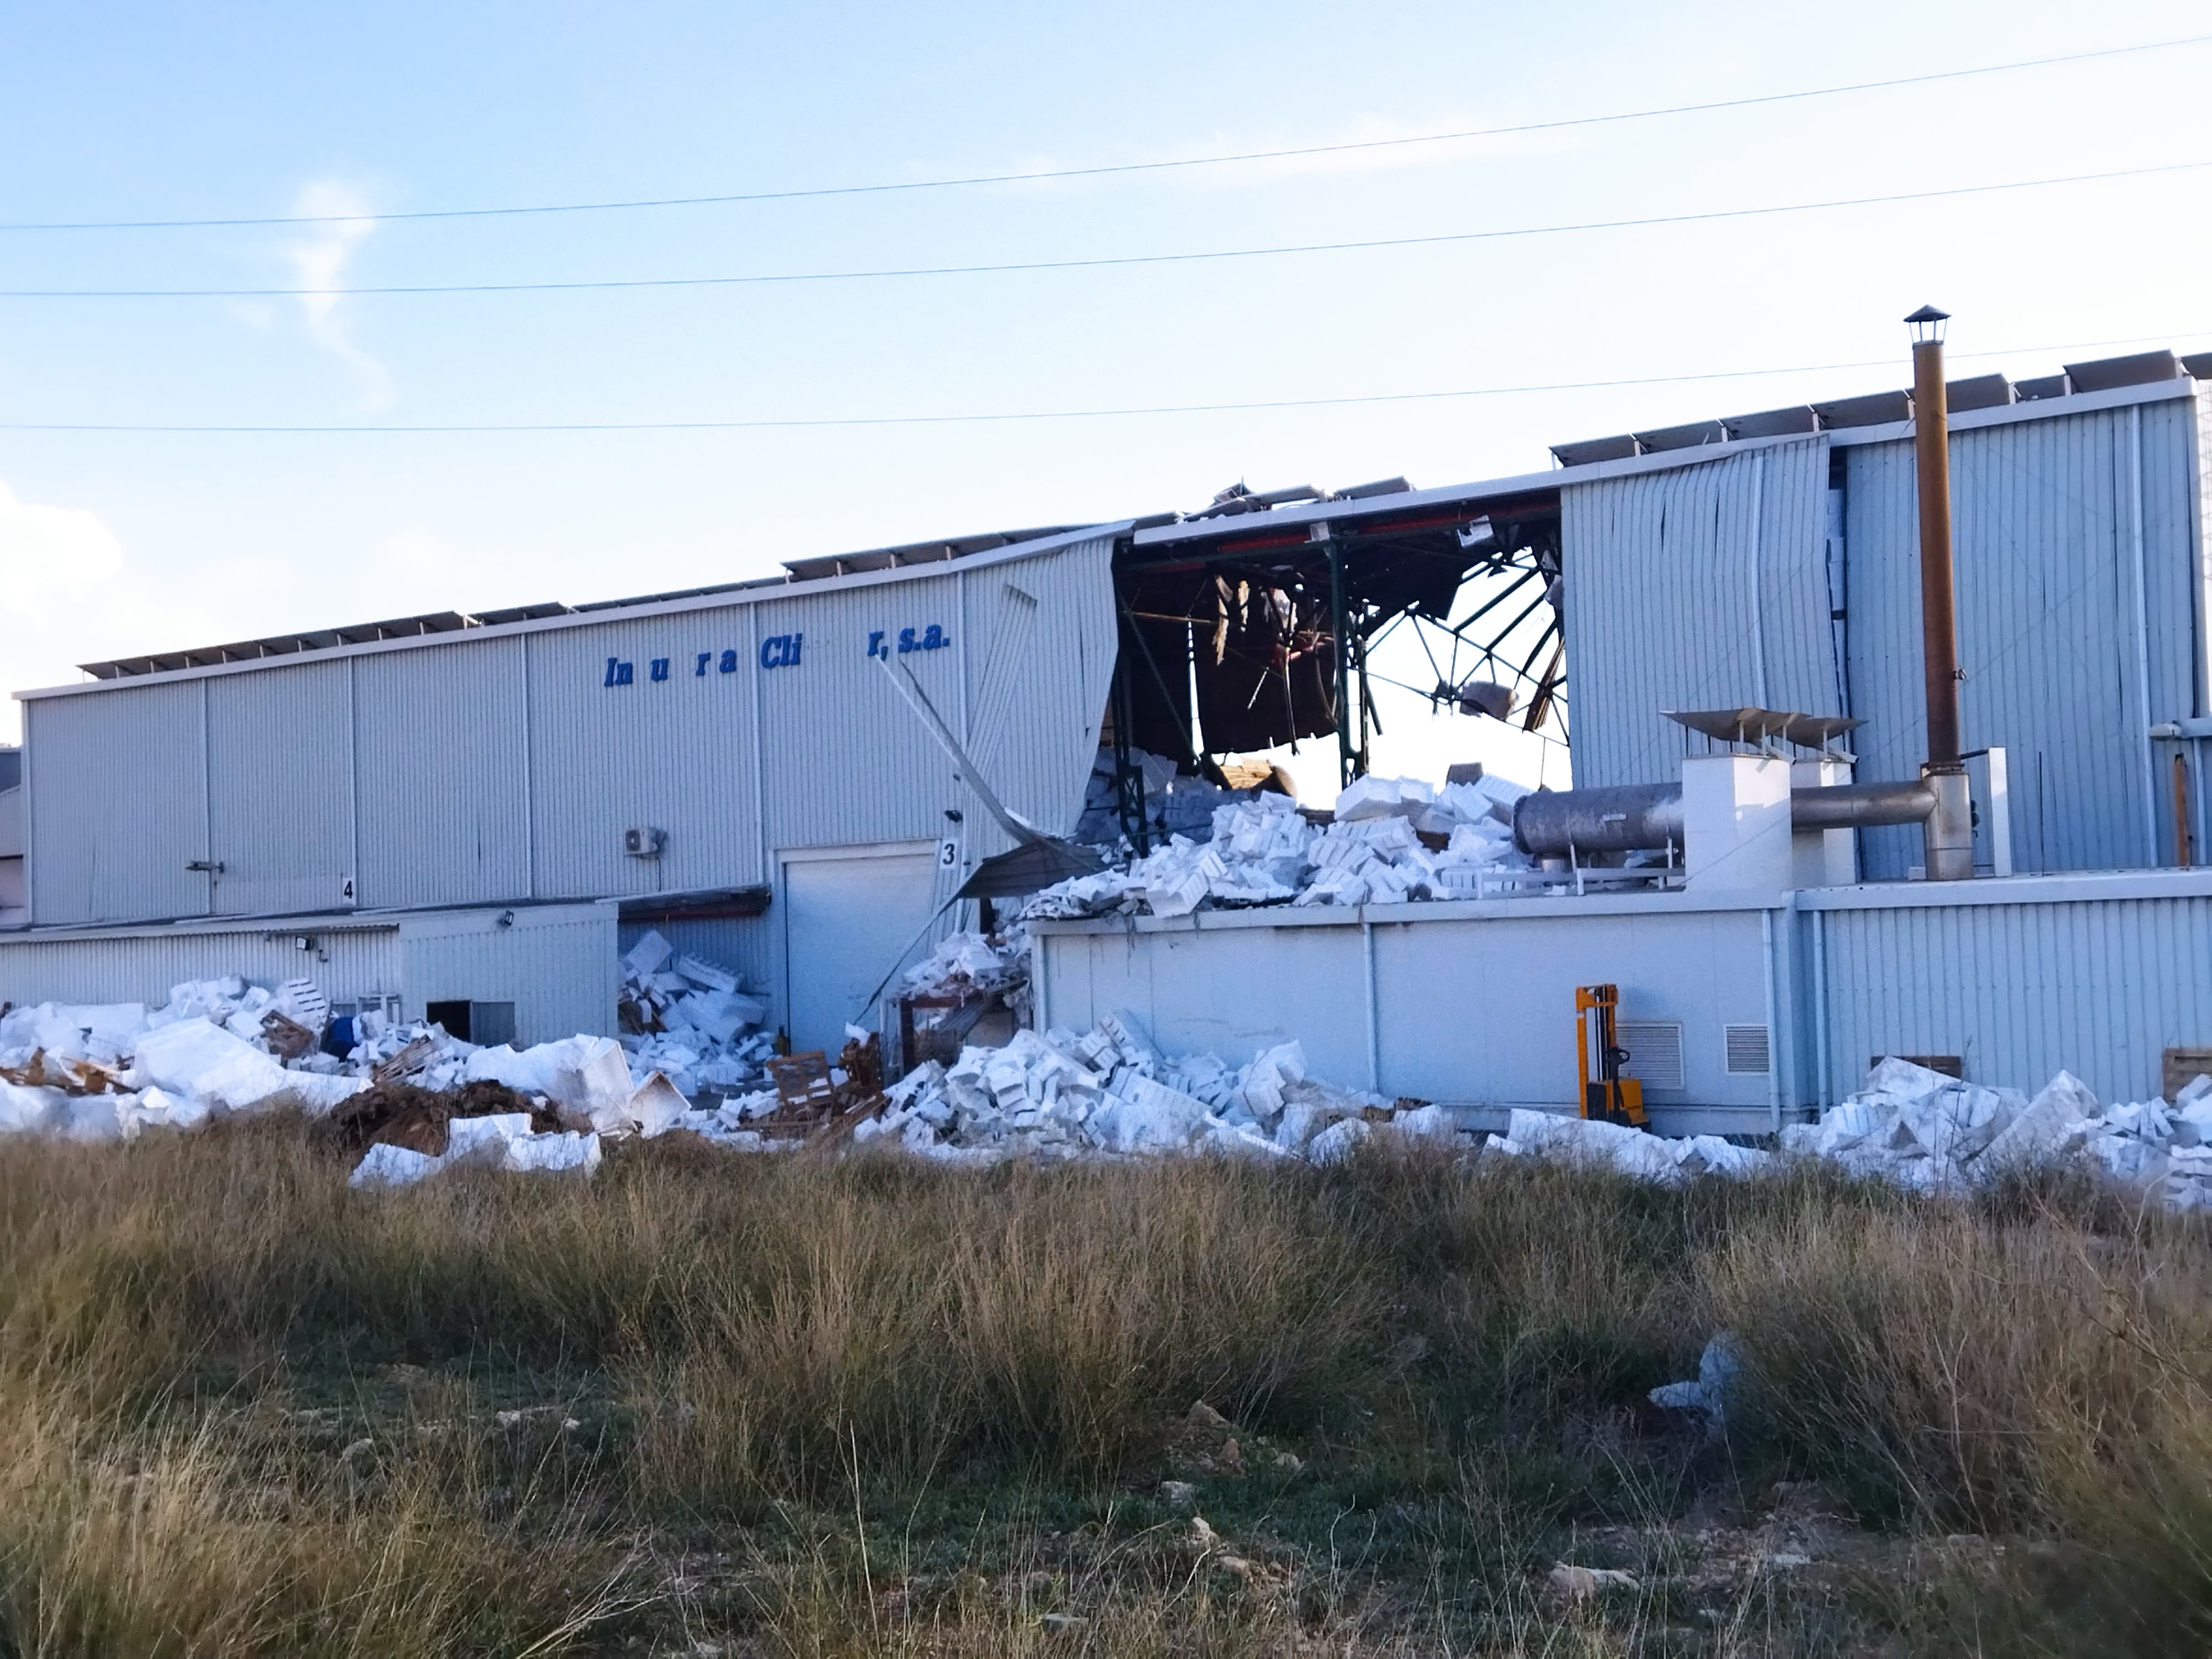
[843, 1015, 1455, 1166]
[1779, 1057, 2212, 1211]
[901, 930, 1029, 998]
[0, 937, 778, 1184]
[1, 980, 370, 1144]
[894, 927, 1035, 1035]
[1484, 1057, 2212, 1211]
[1025, 773, 1534, 921]
[615, 931, 776, 1097]
[1484, 1108, 1776, 1183]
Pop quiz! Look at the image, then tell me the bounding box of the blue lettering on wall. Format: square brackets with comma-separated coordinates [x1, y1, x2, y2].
[883, 622, 950, 654]
[599, 635, 826, 686]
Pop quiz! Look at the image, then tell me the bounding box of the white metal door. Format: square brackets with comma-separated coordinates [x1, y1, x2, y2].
[781, 846, 938, 1055]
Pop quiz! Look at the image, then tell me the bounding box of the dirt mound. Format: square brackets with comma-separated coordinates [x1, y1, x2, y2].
[322, 1078, 559, 1156]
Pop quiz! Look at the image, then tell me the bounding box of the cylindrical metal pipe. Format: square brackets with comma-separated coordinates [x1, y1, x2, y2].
[1788, 780, 1936, 830]
[1515, 777, 1944, 857]
[1912, 335, 1962, 769]
[1513, 782, 1682, 857]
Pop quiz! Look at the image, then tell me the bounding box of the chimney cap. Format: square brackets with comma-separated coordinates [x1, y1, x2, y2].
[1906, 304, 1950, 345]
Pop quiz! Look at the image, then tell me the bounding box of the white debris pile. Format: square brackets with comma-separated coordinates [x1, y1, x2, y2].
[896, 926, 1036, 1033]
[349, 1113, 602, 1190]
[1025, 772, 1535, 921]
[900, 929, 1029, 997]
[615, 930, 775, 1097]
[1780, 1058, 2212, 1211]
[848, 1014, 1458, 1166]
[1484, 1108, 1777, 1185]
[1, 981, 368, 1145]
[1483, 1058, 2212, 1211]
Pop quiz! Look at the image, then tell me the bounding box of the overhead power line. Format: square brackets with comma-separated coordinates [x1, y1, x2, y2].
[4, 330, 2202, 434]
[6, 159, 2207, 299]
[3, 32, 2205, 233]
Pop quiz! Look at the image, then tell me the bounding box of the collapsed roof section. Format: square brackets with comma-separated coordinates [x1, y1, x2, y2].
[1111, 477, 1564, 781]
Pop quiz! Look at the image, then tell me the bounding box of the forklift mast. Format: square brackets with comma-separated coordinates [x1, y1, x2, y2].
[1574, 984, 1648, 1128]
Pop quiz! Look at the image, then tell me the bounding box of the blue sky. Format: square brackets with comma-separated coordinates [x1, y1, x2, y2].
[4, 1, 2209, 785]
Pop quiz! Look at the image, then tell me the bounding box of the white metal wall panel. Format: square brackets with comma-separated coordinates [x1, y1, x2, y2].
[525, 614, 762, 899]
[1844, 403, 2202, 878]
[0, 925, 399, 1013]
[1811, 890, 2212, 1106]
[1035, 899, 1776, 1115]
[206, 660, 354, 915]
[353, 638, 530, 908]
[397, 902, 616, 1044]
[1562, 439, 1837, 789]
[26, 682, 210, 924]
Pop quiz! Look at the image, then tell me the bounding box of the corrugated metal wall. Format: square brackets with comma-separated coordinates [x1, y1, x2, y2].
[526, 615, 763, 899]
[0, 924, 400, 1012]
[757, 570, 970, 854]
[354, 638, 532, 908]
[1561, 438, 1837, 789]
[25, 679, 210, 924]
[207, 660, 354, 915]
[1843, 398, 2204, 877]
[1809, 886, 2212, 1106]
[19, 534, 1118, 933]
[396, 902, 617, 1045]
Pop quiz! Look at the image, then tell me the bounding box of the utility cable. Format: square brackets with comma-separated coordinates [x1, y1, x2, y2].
[2, 328, 2203, 434]
[3, 32, 2204, 232]
[7, 158, 2206, 299]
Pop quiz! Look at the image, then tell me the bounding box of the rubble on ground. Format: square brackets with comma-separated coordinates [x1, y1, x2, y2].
[1025, 772, 1536, 921]
[844, 1013, 1454, 1166]
[1489, 1057, 2212, 1213]
[0, 927, 782, 1183]
[8, 947, 2209, 1209]
[614, 929, 776, 1096]
[1780, 1058, 2212, 1212]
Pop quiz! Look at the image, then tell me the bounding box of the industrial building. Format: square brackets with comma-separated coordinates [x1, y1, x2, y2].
[6, 338, 2211, 1114]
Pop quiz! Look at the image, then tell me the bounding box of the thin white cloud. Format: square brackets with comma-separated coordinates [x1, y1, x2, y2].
[286, 179, 392, 408]
[0, 481, 222, 740]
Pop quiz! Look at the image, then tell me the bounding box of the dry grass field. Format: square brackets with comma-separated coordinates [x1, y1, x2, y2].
[0, 1124, 2206, 1656]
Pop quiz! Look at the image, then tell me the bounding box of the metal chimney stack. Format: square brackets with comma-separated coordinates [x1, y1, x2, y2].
[1906, 305, 1974, 880]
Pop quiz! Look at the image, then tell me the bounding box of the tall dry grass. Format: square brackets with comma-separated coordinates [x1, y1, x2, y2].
[1710, 1185, 2212, 1652]
[0, 1120, 2205, 1653]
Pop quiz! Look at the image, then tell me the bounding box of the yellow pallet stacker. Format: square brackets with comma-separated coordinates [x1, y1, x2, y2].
[1574, 984, 1648, 1127]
